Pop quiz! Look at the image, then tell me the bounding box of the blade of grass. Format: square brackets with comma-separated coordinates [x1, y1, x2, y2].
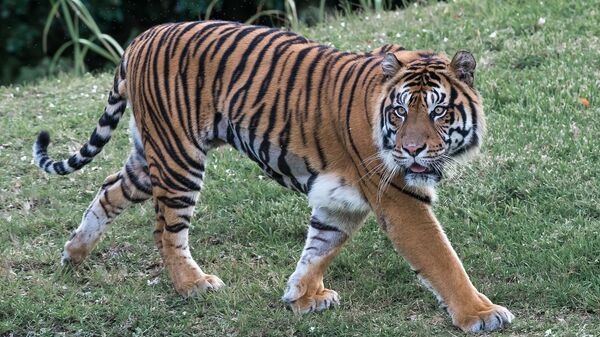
[245, 10, 287, 25]
[49, 41, 74, 74]
[43, 0, 63, 54]
[98, 34, 124, 57]
[58, 0, 82, 74]
[284, 0, 299, 30]
[76, 39, 121, 63]
[205, 0, 221, 20]
[319, 0, 327, 23]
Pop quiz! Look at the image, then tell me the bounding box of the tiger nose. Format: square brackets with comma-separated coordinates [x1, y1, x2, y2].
[402, 143, 426, 156]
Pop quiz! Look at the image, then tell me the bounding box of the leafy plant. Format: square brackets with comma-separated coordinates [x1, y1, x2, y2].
[342, 0, 388, 14]
[284, 0, 300, 30]
[43, 0, 123, 75]
[244, 0, 299, 29]
[245, 9, 287, 25]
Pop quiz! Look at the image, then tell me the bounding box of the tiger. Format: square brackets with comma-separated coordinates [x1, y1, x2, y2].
[33, 21, 514, 332]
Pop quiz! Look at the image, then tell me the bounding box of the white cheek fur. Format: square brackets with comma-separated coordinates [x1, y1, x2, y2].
[380, 149, 397, 173]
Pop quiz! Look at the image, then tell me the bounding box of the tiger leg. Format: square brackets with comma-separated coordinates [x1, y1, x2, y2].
[61, 150, 152, 265]
[148, 153, 224, 296]
[282, 207, 368, 314]
[378, 201, 514, 332]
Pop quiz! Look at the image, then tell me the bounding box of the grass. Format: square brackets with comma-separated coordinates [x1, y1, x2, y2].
[1, 0, 599, 335]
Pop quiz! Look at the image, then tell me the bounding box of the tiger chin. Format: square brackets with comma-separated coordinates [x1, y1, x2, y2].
[32, 21, 513, 333]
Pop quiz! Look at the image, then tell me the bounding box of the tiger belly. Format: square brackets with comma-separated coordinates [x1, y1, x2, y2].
[214, 116, 315, 193]
[213, 117, 371, 214]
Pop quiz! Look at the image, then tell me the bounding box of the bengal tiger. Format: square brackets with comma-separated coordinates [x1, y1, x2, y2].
[33, 21, 513, 332]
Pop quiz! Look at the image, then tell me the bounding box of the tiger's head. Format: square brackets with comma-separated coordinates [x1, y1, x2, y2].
[374, 50, 485, 188]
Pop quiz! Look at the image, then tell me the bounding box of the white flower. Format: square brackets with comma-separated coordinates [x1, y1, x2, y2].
[489, 31, 497, 38]
[537, 17, 546, 27]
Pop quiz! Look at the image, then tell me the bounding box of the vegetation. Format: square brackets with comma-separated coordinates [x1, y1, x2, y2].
[43, 0, 124, 76]
[1, 0, 402, 84]
[1, 0, 599, 335]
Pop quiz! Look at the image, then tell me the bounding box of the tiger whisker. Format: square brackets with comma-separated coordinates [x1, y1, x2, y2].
[358, 162, 386, 183]
[359, 152, 383, 167]
[376, 165, 399, 205]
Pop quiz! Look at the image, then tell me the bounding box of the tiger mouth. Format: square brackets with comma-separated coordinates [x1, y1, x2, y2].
[407, 163, 431, 174]
[405, 163, 443, 177]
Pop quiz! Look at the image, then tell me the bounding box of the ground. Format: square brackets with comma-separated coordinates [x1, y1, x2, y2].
[0, 0, 599, 336]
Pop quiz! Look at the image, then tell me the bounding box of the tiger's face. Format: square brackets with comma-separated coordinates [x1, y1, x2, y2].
[375, 51, 484, 188]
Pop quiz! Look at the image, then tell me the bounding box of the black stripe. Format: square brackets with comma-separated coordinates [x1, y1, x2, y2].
[144, 139, 201, 191]
[98, 107, 123, 129]
[164, 222, 190, 233]
[388, 183, 432, 204]
[309, 217, 340, 232]
[228, 29, 281, 121]
[309, 235, 329, 244]
[107, 94, 121, 105]
[212, 26, 262, 116]
[251, 36, 307, 108]
[125, 162, 152, 195]
[148, 24, 204, 178]
[156, 195, 196, 209]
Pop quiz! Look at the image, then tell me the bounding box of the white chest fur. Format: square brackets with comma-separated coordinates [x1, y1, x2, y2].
[308, 174, 371, 213]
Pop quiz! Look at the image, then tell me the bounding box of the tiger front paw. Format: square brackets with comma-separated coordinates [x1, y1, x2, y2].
[451, 294, 514, 332]
[175, 274, 225, 297]
[165, 258, 224, 296]
[282, 278, 340, 314]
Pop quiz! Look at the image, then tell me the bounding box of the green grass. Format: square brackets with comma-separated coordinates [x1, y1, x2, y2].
[1, 0, 599, 335]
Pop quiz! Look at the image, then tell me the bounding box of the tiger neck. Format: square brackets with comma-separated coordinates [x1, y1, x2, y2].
[320, 51, 435, 203]
[322, 51, 385, 176]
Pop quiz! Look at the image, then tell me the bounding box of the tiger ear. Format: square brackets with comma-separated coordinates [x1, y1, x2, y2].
[450, 50, 476, 87]
[382, 52, 402, 78]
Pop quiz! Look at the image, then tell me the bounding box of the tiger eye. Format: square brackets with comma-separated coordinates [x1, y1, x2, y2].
[390, 109, 404, 126]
